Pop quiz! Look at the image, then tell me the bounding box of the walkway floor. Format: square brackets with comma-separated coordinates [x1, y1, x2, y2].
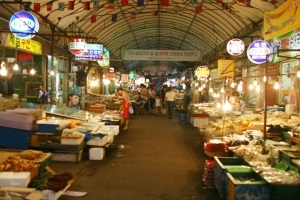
[52, 112, 222, 200]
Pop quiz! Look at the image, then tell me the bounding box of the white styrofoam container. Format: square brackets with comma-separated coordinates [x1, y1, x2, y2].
[89, 148, 105, 160]
[87, 135, 108, 146]
[75, 125, 88, 132]
[61, 129, 85, 145]
[52, 150, 83, 162]
[0, 172, 31, 187]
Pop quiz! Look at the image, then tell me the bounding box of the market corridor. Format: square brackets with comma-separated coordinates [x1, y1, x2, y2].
[52, 113, 222, 200]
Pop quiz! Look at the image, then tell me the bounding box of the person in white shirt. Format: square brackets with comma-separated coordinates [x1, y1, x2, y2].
[155, 94, 162, 116]
[164, 86, 177, 119]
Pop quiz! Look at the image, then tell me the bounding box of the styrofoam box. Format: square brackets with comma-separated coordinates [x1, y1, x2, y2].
[52, 150, 83, 162]
[87, 135, 108, 146]
[0, 172, 31, 187]
[89, 148, 105, 160]
[61, 129, 85, 145]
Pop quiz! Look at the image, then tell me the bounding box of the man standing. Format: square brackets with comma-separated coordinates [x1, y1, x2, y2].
[165, 86, 176, 119]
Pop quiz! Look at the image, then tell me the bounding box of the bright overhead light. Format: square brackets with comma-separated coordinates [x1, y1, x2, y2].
[274, 82, 280, 90]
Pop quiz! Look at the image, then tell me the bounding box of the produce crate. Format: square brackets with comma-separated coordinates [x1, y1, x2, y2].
[35, 153, 52, 176]
[214, 157, 251, 199]
[271, 184, 300, 200]
[227, 172, 271, 200]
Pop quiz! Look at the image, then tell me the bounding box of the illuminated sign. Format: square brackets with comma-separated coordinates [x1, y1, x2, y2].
[9, 11, 39, 39]
[69, 38, 86, 55]
[227, 38, 245, 56]
[195, 66, 210, 79]
[75, 43, 103, 60]
[247, 40, 271, 64]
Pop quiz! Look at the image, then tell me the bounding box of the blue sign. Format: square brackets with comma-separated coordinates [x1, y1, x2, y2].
[75, 44, 103, 60]
[9, 11, 39, 39]
[247, 40, 271, 64]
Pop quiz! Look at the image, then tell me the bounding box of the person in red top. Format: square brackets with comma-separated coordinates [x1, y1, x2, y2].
[118, 87, 131, 131]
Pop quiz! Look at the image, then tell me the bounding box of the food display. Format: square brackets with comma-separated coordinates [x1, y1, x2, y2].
[32, 172, 73, 192]
[0, 150, 47, 172]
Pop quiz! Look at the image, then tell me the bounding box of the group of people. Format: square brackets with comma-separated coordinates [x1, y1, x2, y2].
[116, 84, 184, 131]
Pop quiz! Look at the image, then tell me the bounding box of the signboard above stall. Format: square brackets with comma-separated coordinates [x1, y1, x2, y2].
[247, 40, 271, 64]
[227, 38, 245, 56]
[75, 43, 103, 60]
[195, 66, 210, 80]
[69, 38, 86, 55]
[9, 11, 39, 40]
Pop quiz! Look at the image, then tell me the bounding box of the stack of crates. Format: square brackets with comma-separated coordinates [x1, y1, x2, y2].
[203, 159, 215, 188]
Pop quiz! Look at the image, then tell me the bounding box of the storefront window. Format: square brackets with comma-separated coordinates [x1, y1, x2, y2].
[47, 56, 68, 104]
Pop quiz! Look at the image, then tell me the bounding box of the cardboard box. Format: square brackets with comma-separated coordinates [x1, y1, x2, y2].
[0, 187, 43, 200]
[0, 172, 31, 188]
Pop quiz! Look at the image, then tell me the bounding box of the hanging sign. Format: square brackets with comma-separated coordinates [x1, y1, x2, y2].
[97, 47, 110, 67]
[247, 40, 271, 64]
[9, 11, 39, 39]
[69, 38, 86, 55]
[195, 66, 210, 79]
[227, 38, 244, 56]
[75, 43, 103, 60]
[218, 60, 234, 77]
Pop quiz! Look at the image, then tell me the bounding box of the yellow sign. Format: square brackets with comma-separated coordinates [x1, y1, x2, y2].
[263, 0, 300, 41]
[195, 66, 210, 79]
[1, 33, 42, 54]
[217, 60, 234, 77]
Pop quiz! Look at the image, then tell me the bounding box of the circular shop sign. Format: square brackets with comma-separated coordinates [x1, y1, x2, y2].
[227, 38, 245, 56]
[247, 40, 271, 64]
[69, 38, 86, 55]
[195, 66, 210, 79]
[9, 11, 39, 39]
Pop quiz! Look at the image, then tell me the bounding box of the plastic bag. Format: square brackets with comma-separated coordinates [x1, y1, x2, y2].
[129, 106, 134, 114]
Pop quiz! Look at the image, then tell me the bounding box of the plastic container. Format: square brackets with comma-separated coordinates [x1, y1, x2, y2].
[214, 157, 251, 199]
[227, 172, 271, 200]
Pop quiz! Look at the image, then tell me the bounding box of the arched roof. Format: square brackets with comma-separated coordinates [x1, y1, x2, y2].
[0, 0, 285, 71]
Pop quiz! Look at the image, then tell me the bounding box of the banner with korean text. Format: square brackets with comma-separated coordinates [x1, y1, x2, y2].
[263, 0, 300, 41]
[0, 33, 42, 54]
[123, 49, 201, 61]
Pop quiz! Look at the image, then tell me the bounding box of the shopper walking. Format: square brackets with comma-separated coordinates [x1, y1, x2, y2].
[154, 93, 162, 116]
[118, 87, 131, 131]
[165, 86, 176, 119]
[160, 85, 167, 116]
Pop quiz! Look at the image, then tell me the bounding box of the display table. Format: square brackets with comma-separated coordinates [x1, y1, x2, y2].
[40, 142, 85, 163]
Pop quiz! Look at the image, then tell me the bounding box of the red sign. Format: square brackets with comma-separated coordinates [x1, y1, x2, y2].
[69, 38, 86, 55]
[105, 72, 116, 79]
[227, 38, 245, 56]
[195, 66, 210, 79]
